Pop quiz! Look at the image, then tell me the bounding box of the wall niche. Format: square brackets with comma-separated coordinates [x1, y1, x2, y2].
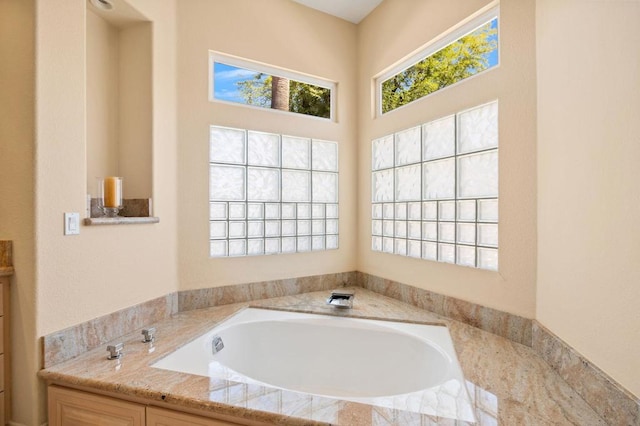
[86, 0, 156, 224]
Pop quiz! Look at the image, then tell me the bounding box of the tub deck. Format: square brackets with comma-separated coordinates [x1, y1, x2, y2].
[39, 288, 606, 425]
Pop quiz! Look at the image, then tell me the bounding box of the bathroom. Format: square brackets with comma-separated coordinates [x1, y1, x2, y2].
[0, 0, 639, 424]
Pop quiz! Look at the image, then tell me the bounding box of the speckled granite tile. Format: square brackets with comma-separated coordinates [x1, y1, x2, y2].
[89, 198, 152, 218]
[448, 318, 607, 426]
[119, 198, 152, 217]
[40, 289, 606, 426]
[250, 287, 445, 326]
[84, 216, 160, 225]
[178, 271, 357, 311]
[43, 293, 177, 368]
[358, 272, 532, 346]
[532, 321, 640, 425]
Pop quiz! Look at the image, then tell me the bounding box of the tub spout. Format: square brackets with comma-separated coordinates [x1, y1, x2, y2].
[326, 291, 354, 309]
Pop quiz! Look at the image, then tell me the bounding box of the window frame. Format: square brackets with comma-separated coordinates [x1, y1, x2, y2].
[374, 4, 500, 117]
[209, 51, 337, 122]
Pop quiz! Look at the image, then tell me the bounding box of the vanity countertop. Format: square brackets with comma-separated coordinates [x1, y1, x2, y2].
[39, 288, 606, 425]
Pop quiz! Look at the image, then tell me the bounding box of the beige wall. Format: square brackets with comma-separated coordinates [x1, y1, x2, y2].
[4, 0, 178, 423]
[357, 0, 538, 317]
[35, 0, 177, 337]
[176, 0, 358, 289]
[536, 0, 640, 398]
[86, 11, 152, 200]
[86, 10, 119, 193]
[0, 0, 38, 423]
[118, 22, 153, 199]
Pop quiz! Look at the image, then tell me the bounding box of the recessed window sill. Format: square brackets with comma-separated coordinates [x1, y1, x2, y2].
[84, 217, 159, 226]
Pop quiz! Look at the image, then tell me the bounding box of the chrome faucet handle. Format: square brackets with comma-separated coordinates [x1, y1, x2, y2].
[106, 342, 124, 360]
[142, 327, 156, 343]
[212, 335, 224, 354]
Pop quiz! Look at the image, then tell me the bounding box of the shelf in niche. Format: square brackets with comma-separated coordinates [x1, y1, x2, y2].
[84, 216, 159, 226]
[85, 198, 158, 226]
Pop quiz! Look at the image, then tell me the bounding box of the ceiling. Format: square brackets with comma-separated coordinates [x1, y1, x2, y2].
[291, 0, 383, 24]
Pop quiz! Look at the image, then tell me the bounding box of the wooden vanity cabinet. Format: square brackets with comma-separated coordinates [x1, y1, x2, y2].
[48, 386, 245, 426]
[48, 386, 145, 425]
[147, 407, 243, 426]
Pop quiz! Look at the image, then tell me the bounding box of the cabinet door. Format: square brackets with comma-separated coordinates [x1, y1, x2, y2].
[48, 386, 145, 426]
[147, 407, 241, 426]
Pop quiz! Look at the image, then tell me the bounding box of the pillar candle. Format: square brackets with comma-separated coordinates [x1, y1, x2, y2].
[103, 177, 122, 208]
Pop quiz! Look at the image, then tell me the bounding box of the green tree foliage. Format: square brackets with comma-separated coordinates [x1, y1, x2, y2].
[237, 74, 331, 119]
[289, 80, 330, 118]
[236, 73, 271, 108]
[382, 22, 498, 113]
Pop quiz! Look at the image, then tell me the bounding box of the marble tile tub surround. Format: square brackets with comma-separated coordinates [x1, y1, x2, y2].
[43, 270, 524, 369]
[43, 272, 356, 367]
[39, 288, 607, 425]
[357, 271, 532, 346]
[178, 271, 530, 345]
[533, 321, 640, 426]
[359, 273, 640, 422]
[0, 240, 13, 275]
[41, 270, 639, 423]
[42, 293, 177, 368]
[178, 271, 357, 312]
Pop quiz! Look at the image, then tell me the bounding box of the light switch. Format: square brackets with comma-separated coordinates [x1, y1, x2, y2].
[64, 212, 80, 235]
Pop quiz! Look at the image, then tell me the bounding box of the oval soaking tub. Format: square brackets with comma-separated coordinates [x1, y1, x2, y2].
[152, 307, 475, 422]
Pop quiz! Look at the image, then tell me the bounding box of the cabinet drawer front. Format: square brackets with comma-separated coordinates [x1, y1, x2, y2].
[0, 391, 4, 426]
[48, 386, 144, 426]
[147, 407, 242, 426]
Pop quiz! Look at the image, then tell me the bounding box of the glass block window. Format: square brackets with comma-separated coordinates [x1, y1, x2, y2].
[210, 126, 339, 257]
[371, 101, 498, 271]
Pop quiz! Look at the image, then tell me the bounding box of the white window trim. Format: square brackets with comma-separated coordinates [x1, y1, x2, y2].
[374, 3, 500, 117]
[209, 51, 337, 122]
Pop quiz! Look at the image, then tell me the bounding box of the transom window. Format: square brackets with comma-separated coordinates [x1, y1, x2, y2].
[376, 7, 499, 115]
[210, 53, 335, 120]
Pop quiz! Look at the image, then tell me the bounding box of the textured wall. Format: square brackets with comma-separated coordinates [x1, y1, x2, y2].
[27, 0, 178, 422]
[0, 0, 37, 423]
[536, 0, 640, 398]
[176, 0, 358, 290]
[356, 0, 538, 317]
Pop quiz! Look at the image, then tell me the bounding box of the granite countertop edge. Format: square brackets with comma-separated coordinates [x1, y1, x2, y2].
[39, 370, 320, 426]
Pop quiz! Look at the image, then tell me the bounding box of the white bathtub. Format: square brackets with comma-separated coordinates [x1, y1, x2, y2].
[152, 308, 475, 421]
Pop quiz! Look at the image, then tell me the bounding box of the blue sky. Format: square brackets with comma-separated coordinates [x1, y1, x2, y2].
[214, 62, 265, 104]
[486, 18, 499, 67]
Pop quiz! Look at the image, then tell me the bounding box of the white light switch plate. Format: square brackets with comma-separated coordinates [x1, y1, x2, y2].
[64, 212, 80, 235]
